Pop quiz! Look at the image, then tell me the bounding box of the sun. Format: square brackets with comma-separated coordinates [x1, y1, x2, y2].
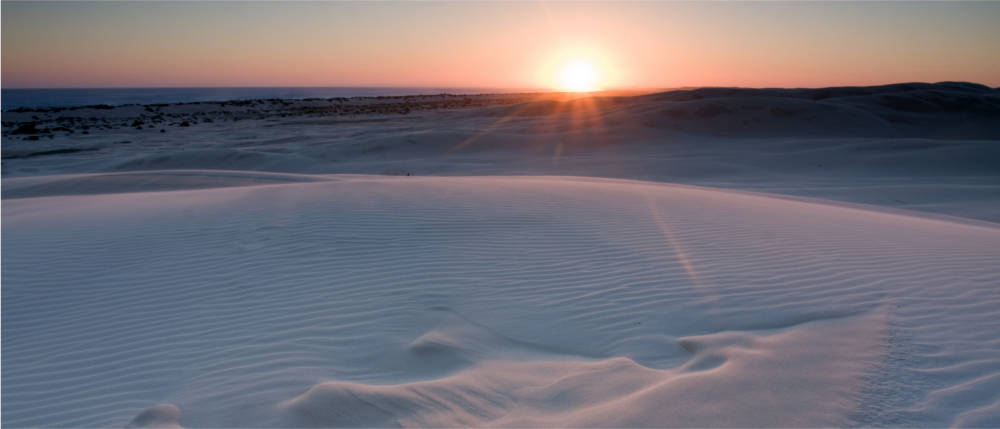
[558, 60, 600, 92]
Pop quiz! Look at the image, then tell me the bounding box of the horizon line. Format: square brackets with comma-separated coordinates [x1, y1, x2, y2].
[2, 81, 994, 92]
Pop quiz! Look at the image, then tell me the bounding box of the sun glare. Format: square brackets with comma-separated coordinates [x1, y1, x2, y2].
[558, 60, 600, 92]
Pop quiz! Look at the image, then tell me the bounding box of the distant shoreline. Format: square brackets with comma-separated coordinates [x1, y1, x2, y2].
[0, 87, 665, 111]
[2, 92, 551, 113]
[0, 87, 547, 111]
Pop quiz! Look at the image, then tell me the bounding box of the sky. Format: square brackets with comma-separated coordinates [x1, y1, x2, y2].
[2, 1, 999, 89]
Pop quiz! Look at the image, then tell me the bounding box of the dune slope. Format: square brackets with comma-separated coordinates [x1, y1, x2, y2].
[3, 174, 999, 427]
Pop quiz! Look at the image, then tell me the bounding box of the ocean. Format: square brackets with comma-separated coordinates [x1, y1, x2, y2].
[1, 87, 531, 110]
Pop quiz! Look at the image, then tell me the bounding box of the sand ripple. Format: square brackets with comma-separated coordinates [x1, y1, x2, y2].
[3, 174, 999, 427]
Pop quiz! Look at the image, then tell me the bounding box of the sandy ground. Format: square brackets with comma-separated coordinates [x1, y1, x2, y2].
[3, 83, 1000, 427]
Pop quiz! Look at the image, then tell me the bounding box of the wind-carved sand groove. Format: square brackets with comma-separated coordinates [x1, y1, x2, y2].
[276, 309, 889, 428]
[2, 174, 1000, 427]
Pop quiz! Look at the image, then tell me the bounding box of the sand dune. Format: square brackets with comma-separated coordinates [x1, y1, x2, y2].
[4, 174, 999, 427]
[4, 83, 999, 222]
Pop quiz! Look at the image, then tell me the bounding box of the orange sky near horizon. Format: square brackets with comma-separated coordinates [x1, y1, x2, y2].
[3, 1, 999, 90]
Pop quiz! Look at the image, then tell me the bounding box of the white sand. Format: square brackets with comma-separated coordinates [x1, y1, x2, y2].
[3, 84, 1000, 427]
[3, 174, 999, 427]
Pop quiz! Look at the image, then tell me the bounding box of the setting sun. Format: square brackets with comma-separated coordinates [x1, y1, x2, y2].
[558, 60, 600, 92]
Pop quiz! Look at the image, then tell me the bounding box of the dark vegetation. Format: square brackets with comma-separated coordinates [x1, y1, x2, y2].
[2, 147, 99, 160]
[2, 93, 543, 142]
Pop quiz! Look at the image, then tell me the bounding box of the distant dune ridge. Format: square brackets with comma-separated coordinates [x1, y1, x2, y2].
[471, 81, 1000, 139]
[2, 83, 1000, 427]
[636, 81, 1000, 139]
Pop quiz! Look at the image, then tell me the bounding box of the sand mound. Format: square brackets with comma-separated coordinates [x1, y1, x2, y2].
[3, 175, 999, 427]
[127, 404, 182, 429]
